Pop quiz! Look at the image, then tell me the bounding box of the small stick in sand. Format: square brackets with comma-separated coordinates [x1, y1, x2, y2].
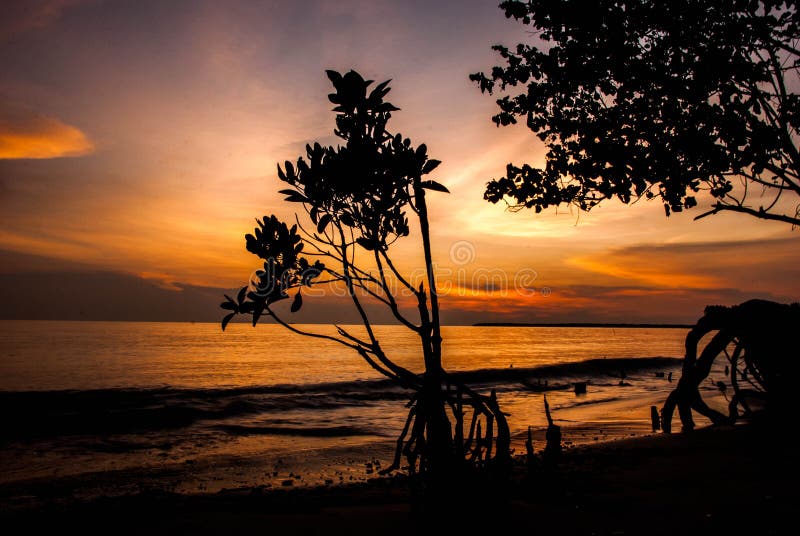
[543, 395, 562, 460]
[525, 426, 535, 467]
[650, 405, 660, 432]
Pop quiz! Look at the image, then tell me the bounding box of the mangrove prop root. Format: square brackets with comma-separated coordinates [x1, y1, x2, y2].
[661, 299, 799, 433]
[381, 368, 513, 477]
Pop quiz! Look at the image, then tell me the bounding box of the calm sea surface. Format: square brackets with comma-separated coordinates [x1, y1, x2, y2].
[0, 321, 688, 391]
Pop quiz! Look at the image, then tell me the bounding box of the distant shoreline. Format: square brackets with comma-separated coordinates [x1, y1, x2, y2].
[0, 319, 695, 328]
[472, 322, 694, 329]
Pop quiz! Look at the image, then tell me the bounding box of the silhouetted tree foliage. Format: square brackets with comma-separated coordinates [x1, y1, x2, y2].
[472, 0, 800, 225]
[221, 70, 510, 479]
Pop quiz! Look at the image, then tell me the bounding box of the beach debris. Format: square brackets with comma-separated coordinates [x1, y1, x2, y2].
[525, 426, 536, 468]
[521, 378, 568, 392]
[650, 406, 660, 432]
[573, 381, 587, 395]
[655, 371, 665, 378]
[661, 299, 799, 433]
[617, 368, 627, 386]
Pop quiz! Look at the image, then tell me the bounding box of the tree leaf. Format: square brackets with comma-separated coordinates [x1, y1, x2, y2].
[420, 180, 450, 193]
[221, 313, 235, 331]
[284, 193, 309, 203]
[252, 305, 264, 326]
[339, 212, 355, 227]
[326, 70, 343, 88]
[290, 291, 303, 312]
[422, 159, 441, 174]
[317, 214, 332, 233]
[356, 237, 375, 251]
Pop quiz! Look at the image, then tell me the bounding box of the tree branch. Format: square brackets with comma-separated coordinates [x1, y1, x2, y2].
[374, 250, 421, 332]
[336, 224, 421, 387]
[694, 202, 800, 226]
[265, 306, 360, 350]
[379, 249, 419, 297]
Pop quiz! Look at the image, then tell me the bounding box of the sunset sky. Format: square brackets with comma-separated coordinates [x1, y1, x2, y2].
[2, 0, 799, 324]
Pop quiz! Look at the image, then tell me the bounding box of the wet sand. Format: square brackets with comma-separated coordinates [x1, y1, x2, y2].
[0, 385, 695, 499]
[1, 418, 789, 535]
[0, 363, 695, 498]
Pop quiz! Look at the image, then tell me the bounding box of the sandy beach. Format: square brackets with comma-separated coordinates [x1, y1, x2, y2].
[1, 417, 789, 535]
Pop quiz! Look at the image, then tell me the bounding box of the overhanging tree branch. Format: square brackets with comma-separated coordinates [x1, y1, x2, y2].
[474, 0, 800, 227]
[694, 202, 800, 225]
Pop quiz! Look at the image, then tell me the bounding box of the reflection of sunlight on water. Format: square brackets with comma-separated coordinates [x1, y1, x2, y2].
[0, 321, 689, 390]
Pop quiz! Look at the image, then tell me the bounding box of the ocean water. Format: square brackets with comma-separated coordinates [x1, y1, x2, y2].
[0, 321, 730, 497]
[0, 321, 688, 391]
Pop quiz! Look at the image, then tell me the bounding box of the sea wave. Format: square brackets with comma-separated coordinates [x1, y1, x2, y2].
[0, 356, 679, 440]
[215, 424, 374, 437]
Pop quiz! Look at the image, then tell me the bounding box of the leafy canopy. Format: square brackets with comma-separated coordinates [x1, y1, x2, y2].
[220, 70, 445, 330]
[277, 71, 445, 252]
[472, 0, 800, 225]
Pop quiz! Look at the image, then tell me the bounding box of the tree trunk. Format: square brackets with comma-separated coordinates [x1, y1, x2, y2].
[414, 177, 454, 475]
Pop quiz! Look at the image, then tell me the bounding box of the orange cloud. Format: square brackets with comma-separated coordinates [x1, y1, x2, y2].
[567, 254, 721, 289]
[0, 114, 94, 159]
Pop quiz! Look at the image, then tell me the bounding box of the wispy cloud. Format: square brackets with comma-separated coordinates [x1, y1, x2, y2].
[567, 237, 800, 293]
[566, 255, 722, 289]
[0, 0, 89, 41]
